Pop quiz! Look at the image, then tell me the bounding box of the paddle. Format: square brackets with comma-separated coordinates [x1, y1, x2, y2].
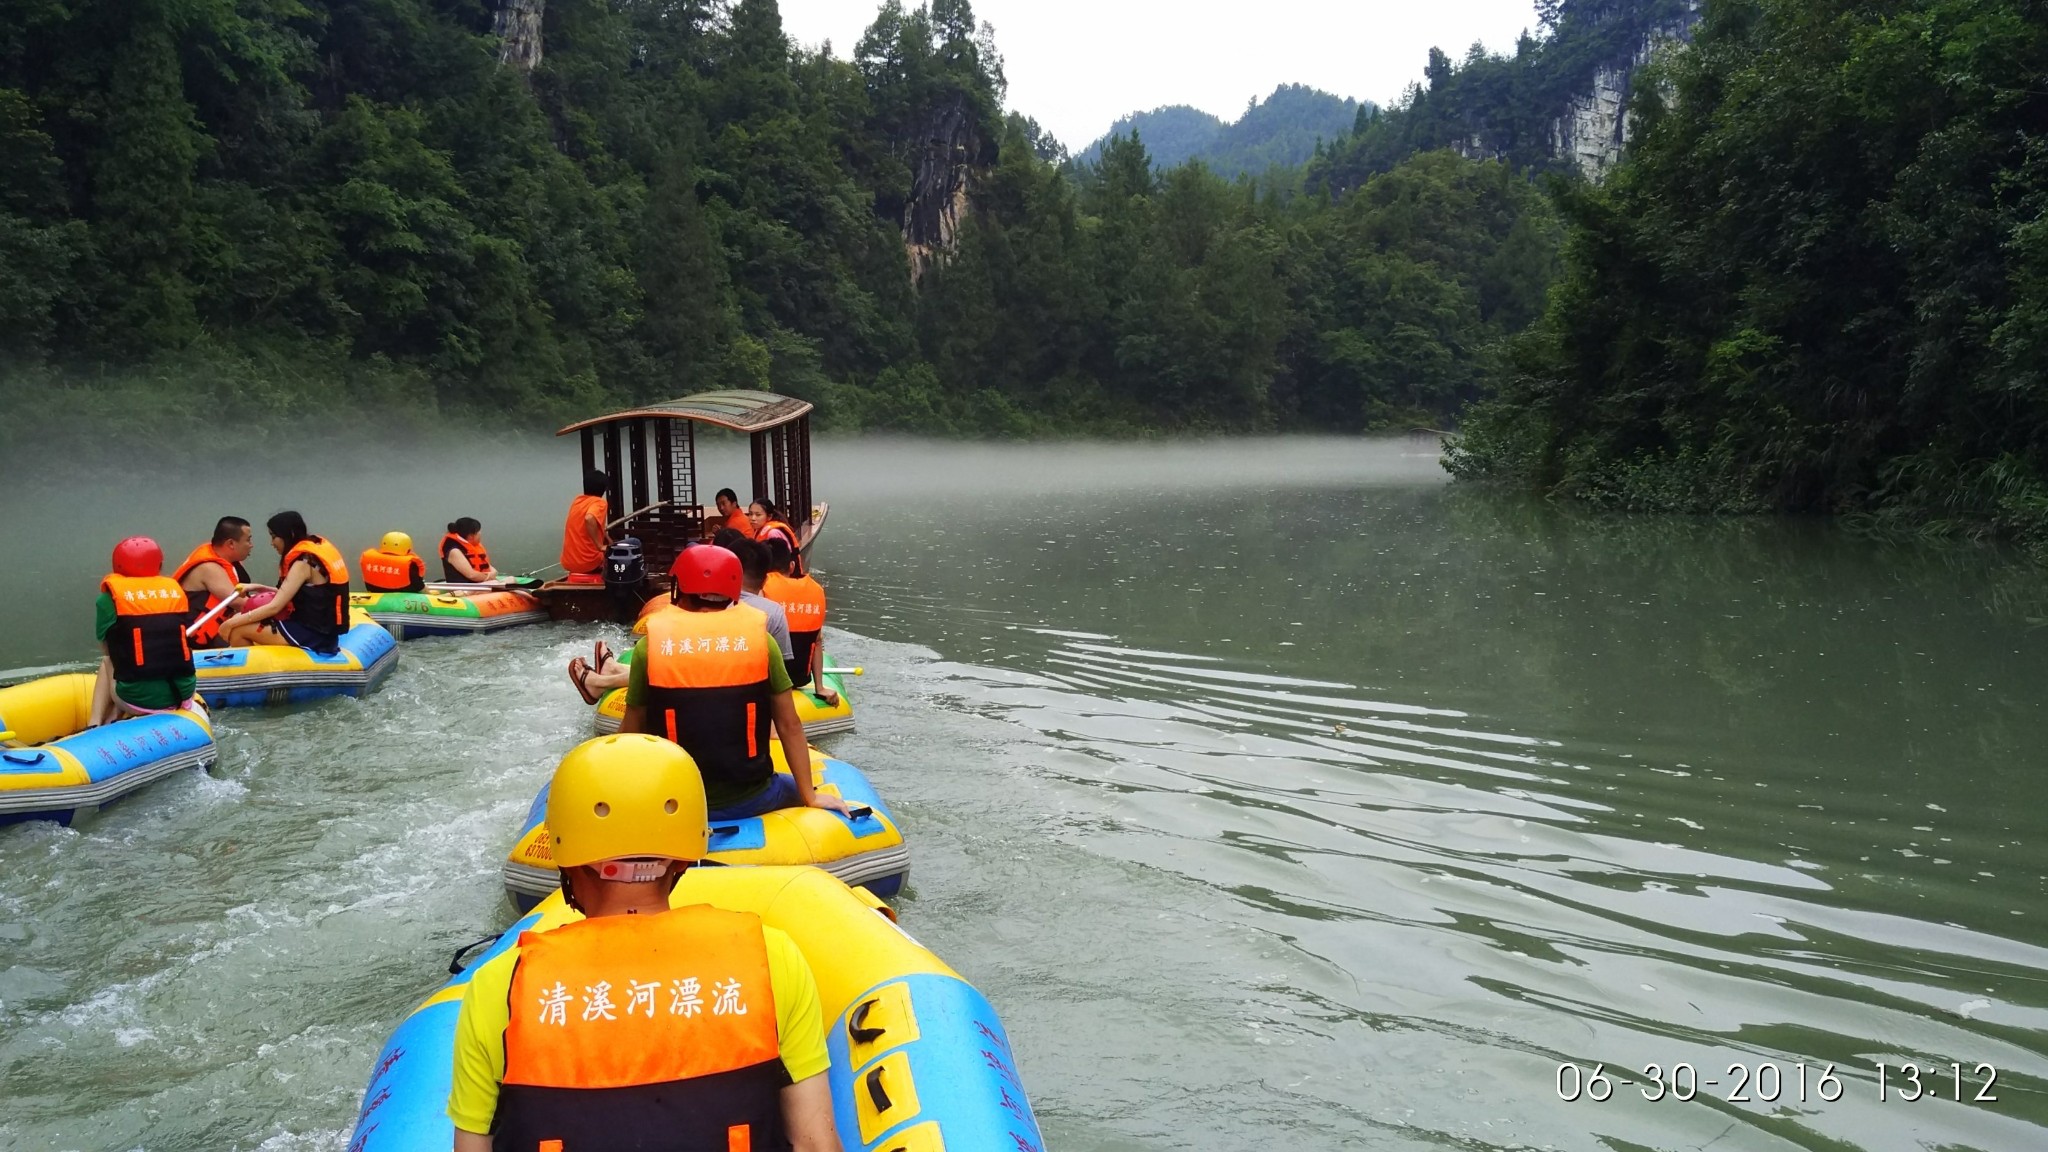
[184, 590, 242, 638]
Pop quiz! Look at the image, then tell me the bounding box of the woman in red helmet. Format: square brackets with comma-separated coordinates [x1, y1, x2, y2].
[90, 537, 199, 725]
[617, 546, 851, 821]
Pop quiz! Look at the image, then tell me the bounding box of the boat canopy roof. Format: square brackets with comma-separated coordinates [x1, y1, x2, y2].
[555, 390, 814, 436]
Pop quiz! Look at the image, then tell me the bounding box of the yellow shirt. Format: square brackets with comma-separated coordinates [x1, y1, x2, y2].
[447, 918, 828, 1135]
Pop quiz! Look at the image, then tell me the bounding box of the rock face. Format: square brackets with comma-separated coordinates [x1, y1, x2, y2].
[1550, 1, 1701, 179]
[494, 0, 545, 74]
[901, 92, 984, 283]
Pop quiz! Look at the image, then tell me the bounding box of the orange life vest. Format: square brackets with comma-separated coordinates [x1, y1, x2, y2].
[172, 542, 248, 646]
[561, 494, 609, 575]
[102, 574, 192, 683]
[358, 549, 426, 593]
[280, 536, 350, 652]
[642, 603, 773, 794]
[757, 520, 797, 551]
[439, 533, 490, 582]
[495, 906, 785, 1152]
[762, 570, 826, 688]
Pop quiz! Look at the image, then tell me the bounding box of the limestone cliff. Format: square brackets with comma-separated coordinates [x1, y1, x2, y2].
[1548, 0, 1700, 179]
[493, 0, 545, 74]
[900, 91, 987, 283]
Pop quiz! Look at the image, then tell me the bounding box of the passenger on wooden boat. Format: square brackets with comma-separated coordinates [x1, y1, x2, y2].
[219, 511, 350, 654]
[359, 532, 427, 593]
[173, 516, 258, 649]
[715, 487, 756, 539]
[447, 735, 840, 1152]
[747, 499, 799, 557]
[621, 546, 851, 820]
[90, 536, 199, 725]
[439, 517, 497, 582]
[560, 469, 612, 578]
[761, 537, 836, 707]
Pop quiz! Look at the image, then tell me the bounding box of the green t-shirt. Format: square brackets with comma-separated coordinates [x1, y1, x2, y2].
[95, 592, 198, 710]
[625, 636, 793, 809]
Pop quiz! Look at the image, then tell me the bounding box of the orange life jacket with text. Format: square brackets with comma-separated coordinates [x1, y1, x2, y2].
[280, 536, 350, 652]
[642, 602, 773, 793]
[561, 495, 609, 575]
[440, 533, 490, 582]
[102, 574, 192, 683]
[172, 543, 249, 646]
[494, 906, 785, 1152]
[761, 570, 825, 688]
[358, 549, 426, 593]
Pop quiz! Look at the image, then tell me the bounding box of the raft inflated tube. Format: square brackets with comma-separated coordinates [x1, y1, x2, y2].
[349, 866, 1044, 1152]
[194, 612, 398, 707]
[350, 588, 548, 640]
[503, 741, 908, 908]
[593, 653, 855, 738]
[0, 673, 216, 826]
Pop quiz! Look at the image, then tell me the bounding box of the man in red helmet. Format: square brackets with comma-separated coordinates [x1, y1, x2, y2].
[619, 545, 851, 821]
[91, 537, 199, 725]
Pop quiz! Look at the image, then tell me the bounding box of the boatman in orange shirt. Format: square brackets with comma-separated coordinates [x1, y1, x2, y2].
[446, 734, 841, 1152]
[715, 488, 754, 539]
[561, 470, 612, 578]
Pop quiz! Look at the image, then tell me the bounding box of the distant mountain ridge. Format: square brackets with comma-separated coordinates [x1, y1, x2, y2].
[1078, 84, 1366, 175]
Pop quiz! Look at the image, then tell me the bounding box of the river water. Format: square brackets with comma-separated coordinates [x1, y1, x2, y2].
[3, 436, 2046, 1151]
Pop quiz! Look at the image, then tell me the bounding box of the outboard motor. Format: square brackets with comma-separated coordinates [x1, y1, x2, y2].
[604, 536, 646, 622]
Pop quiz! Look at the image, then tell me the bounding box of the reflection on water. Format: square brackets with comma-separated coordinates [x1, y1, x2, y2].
[2, 438, 2046, 1151]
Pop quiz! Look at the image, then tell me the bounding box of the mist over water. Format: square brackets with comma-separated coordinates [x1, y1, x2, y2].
[4, 435, 2047, 1151]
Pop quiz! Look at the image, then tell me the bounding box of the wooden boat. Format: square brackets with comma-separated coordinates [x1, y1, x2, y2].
[537, 389, 828, 622]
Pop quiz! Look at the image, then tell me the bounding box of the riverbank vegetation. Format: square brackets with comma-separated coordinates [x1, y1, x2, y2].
[1447, 0, 2048, 549]
[0, 0, 1557, 462]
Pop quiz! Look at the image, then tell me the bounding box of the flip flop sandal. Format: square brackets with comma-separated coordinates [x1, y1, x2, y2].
[594, 639, 614, 671]
[568, 657, 601, 706]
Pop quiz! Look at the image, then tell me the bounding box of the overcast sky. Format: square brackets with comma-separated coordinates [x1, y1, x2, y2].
[776, 0, 1544, 149]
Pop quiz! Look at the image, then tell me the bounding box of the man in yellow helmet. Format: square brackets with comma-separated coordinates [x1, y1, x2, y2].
[358, 532, 427, 594]
[447, 734, 842, 1152]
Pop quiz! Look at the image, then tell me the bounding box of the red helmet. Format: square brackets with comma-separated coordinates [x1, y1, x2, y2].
[112, 536, 164, 577]
[670, 544, 742, 603]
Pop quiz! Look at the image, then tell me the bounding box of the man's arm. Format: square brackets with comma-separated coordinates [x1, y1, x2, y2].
[584, 512, 607, 556]
[197, 563, 239, 604]
[453, 1130, 491, 1152]
[780, 1073, 841, 1152]
[771, 692, 848, 813]
[619, 702, 647, 734]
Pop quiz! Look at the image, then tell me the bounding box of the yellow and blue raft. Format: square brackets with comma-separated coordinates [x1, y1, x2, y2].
[0, 673, 216, 826]
[348, 866, 1045, 1152]
[503, 742, 907, 908]
[350, 587, 549, 640]
[594, 653, 856, 738]
[194, 611, 398, 707]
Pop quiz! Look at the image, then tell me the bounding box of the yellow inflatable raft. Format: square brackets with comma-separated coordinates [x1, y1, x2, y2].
[349, 866, 1044, 1152]
[503, 741, 908, 909]
[193, 611, 398, 707]
[0, 673, 216, 826]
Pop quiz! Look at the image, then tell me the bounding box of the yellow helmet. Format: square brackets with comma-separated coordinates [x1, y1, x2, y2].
[546, 734, 709, 868]
[379, 531, 413, 555]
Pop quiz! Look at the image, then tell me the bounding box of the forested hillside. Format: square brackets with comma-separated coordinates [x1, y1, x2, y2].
[1078, 85, 1363, 176]
[1447, 0, 2048, 547]
[0, 0, 1552, 455]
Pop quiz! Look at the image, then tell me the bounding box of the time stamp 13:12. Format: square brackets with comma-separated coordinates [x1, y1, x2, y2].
[1555, 1061, 2000, 1104]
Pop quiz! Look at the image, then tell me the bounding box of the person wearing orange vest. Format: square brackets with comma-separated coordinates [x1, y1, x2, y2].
[173, 516, 257, 648]
[221, 511, 351, 654]
[561, 470, 612, 577]
[620, 546, 850, 821]
[359, 532, 428, 593]
[441, 517, 497, 582]
[91, 536, 198, 726]
[447, 735, 840, 1152]
[746, 500, 798, 560]
[715, 488, 755, 539]
[760, 536, 834, 706]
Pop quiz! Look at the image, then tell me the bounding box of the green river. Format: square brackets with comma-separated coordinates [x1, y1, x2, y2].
[3, 436, 2046, 1151]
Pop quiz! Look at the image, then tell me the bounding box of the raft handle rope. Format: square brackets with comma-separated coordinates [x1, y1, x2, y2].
[865, 1064, 893, 1112]
[447, 933, 501, 975]
[848, 998, 887, 1044]
[3, 750, 43, 765]
[847, 806, 874, 822]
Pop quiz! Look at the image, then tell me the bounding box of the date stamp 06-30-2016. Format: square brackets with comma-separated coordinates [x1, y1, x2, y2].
[1555, 1061, 2001, 1105]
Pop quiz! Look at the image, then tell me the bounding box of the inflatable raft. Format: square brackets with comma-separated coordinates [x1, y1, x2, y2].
[350, 587, 548, 640]
[504, 742, 907, 909]
[0, 673, 216, 825]
[349, 866, 1043, 1152]
[194, 612, 398, 707]
[594, 654, 856, 738]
